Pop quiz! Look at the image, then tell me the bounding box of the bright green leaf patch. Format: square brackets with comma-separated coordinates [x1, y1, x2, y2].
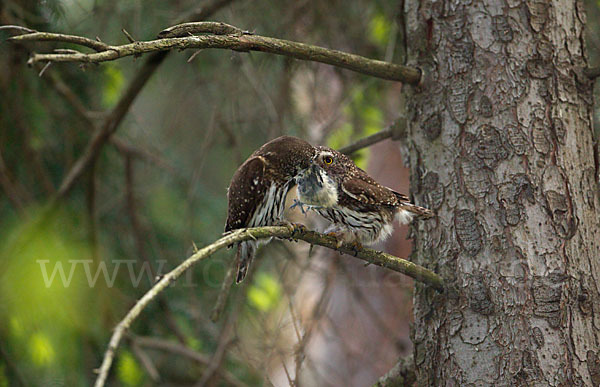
[102, 64, 124, 108]
[247, 273, 282, 312]
[117, 351, 144, 386]
[327, 87, 385, 170]
[29, 332, 55, 366]
[368, 13, 392, 47]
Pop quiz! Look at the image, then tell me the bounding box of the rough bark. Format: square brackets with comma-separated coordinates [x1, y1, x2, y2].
[404, 0, 600, 385]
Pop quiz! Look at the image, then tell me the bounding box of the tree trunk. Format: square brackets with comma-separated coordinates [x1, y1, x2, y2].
[403, 0, 600, 385]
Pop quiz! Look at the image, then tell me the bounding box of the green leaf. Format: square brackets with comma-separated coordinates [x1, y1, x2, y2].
[247, 273, 282, 312]
[117, 351, 144, 386]
[102, 64, 124, 107]
[29, 332, 55, 366]
[369, 13, 392, 47]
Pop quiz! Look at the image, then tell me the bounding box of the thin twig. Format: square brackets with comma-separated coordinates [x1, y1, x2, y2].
[338, 128, 393, 155]
[7, 22, 422, 84]
[210, 257, 236, 322]
[132, 335, 247, 387]
[41, 0, 233, 202]
[39, 65, 176, 172]
[8, 31, 110, 51]
[93, 226, 443, 387]
[37, 61, 51, 77]
[158, 21, 245, 38]
[131, 342, 161, 382]
[121, 28, 136, 43]
[0, 24, 36, 34]
[124, 154, 188, 344]
[197, 277, 246, 387]
[338, 118, 407, 155]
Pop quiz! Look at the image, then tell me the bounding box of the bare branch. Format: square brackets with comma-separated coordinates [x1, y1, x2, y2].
[38, 66, 175, 172]
[8, 31, 110, 51]
[31, 0, 233, 203]
[210, 257, 236, 322]
[338, 128, 393, 155]
[7, 21, 422, 84]
[93, 225, 444, 387]
[132, 335, 248, 387]
[55, 53, 162, 199]
[338, 117, 408, 155]
[158, 21, 245, 37]
[0, 24, 36, 34]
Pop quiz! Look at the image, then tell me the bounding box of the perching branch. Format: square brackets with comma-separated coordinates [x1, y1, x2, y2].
[93, 225, 444, 387]
[6, 21, 422, 84]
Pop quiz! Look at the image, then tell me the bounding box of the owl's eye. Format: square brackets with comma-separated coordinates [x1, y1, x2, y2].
[323, 156, 334, 165]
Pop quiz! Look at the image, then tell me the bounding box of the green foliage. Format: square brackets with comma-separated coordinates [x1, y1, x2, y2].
[148, 184, 187, 236]
[247, 273, 282, 312]
[368, 12, 392, 47]
[29, 332, 56, 366]
[0, 363, 8, 387]
[117, 351, 144, 386]
[102, 64, 124, 108]
[0, 206, 101, 384]
[327, 86, 384, 169]
[0, 0, 472, 384]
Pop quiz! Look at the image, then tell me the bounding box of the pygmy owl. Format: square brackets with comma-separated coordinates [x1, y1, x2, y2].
[295, 146, 433, 245]
[225, 136, 316, 283]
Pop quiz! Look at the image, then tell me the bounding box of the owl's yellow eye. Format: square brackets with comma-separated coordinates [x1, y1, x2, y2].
[323, 156, 334, 165]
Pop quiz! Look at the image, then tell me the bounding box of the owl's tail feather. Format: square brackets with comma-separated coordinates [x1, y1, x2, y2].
[402, 203, 434, 218]
[395, 203, 434, 225]
[236, 241, 256, 283]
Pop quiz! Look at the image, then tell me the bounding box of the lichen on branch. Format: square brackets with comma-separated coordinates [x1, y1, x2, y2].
[6, 21, 422, 84]
[92, 225, 443, 387]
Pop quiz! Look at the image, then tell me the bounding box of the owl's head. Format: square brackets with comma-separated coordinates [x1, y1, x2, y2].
[312, 146, 350, 178]
[258, 136, 317, 177]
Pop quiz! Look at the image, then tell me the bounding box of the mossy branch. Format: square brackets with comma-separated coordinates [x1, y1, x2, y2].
[6, 21, 422, 84]
[93, 225, 443, 387]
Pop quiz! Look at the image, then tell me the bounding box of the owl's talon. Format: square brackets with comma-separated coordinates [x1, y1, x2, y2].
[348, 240, 363, 256]
[326, 231, 344, 249]
[289, 222, 307, 238]
[274, 220, 306, 240]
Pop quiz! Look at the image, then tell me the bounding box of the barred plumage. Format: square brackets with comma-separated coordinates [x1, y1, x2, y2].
[225, 136, 316, 283]
[296, 146, 433, 245]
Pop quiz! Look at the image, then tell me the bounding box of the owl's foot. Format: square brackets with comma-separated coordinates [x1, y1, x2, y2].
[275, 220, 307, 240]
[347, 240, 364, 256]
[290, 199, 322, 215]
[325, 231, 345, 249]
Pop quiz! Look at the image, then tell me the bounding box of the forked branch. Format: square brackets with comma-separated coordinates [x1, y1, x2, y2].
[7, 21, 422, 84]
[93, 225, 443, 387]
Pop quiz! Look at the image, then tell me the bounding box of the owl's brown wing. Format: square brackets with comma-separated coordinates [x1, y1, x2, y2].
[225, 156, 267, 232]
[389, 189, 411, 204]
[340, 176, 399, 207]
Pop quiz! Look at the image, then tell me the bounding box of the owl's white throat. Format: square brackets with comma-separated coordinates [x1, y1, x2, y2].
[296, 165, 338, 208]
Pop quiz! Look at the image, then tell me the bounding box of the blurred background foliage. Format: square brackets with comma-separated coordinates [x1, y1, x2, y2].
[0, 0, 599, 386]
